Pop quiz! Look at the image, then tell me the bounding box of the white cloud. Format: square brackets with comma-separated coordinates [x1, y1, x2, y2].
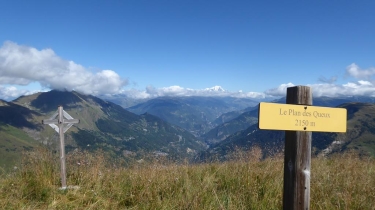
[262, 64, 375, 98]
[0, 41, 128, 96]
[1, 45, 374, 102]
[264, 80, 375, 98]
[0, 86, 38, 101]
[346, 63, 375, 79]
[358, 80, 372, 86]
[158, 86, 190, 96]
[117, 85, 267, 100]
[264, 83, 295, 97]
[312, 81, 375, 97]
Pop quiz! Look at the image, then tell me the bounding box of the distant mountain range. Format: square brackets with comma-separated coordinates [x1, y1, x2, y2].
[126, 96, 258, 136]
[0, 91, 206, 169]
[126, 95, 375, 146]
[118, 94, 375, 160]
[2, 90, 375, 168]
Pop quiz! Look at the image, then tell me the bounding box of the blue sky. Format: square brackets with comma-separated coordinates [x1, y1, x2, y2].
[0, 0, 375, 100]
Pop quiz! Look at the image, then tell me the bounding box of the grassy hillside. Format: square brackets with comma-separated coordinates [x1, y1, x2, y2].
[337, 103, 375, 156]
[312, 102, 375, 157]
[0, 100, 41, 129]
[0, 100, 44, 170]
[0, 124, 42, 170]
[0, 149, 374, 209]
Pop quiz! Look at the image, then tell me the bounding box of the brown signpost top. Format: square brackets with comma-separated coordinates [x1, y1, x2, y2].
[258, 102, 347, 132]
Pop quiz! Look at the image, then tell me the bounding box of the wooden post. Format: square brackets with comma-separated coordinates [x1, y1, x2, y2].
[58, 106, 67, 189]
[283, 86, 312, 210]
[259, 85, 346, 209]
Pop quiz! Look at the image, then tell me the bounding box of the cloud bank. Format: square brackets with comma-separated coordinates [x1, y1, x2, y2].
[0, 86, 29, 101]
[0, 41, 374, 101]
[117, 85, 267, 99]
[263, 64, 375, 98]
[265, 81, 375, 98]
[120, 63, 375, 100]
[0, 41, 127, 97]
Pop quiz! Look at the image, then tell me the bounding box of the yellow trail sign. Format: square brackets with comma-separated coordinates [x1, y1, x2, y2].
[258, 102, 347, 132]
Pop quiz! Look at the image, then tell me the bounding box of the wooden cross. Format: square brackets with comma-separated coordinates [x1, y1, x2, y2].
[42, 106, 79, 189]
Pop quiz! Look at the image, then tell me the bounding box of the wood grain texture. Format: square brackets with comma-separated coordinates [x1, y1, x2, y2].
[283, 86, 312, 210]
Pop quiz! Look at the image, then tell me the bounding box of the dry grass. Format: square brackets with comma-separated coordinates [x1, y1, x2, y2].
[0, 147, 374, 209]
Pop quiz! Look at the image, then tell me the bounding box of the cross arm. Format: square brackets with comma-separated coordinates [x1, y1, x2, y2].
[42, 119, 58, 124]
[42, 119, 80, 124]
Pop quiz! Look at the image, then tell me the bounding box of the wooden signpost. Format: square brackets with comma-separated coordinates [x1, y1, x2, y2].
[42, 106, 79, 190]
[258, 86, 347, 210]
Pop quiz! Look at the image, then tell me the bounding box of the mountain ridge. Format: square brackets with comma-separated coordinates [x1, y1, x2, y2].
[3, 90, 375, 168]
[199, 102, 375, 161]
[1, 90, 207, 169]
[202, 95, 375, 146]
[126, 96, 258, 136]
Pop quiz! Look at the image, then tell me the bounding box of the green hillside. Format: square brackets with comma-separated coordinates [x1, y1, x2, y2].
[0, 100, 43, 170]
[202, 96, 360, 147]
[200, 102, 375, 161]
[0, 124, 42, 170]
[323, 102, 375, 156]
[308, 102, 375, 157]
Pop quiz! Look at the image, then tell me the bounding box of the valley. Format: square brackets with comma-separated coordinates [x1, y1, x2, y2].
[1, 90, 375, 170]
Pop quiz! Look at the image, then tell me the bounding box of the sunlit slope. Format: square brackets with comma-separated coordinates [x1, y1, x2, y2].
[316, 102, 375, 156]
[0, 100, 43, 169]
